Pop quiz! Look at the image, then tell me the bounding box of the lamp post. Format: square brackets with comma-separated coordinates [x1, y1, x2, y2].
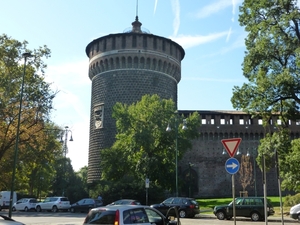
[9, 53, 31, 218]
[61, 126, 73, 196]
[188, 162, 194, 197]
[166, 112, 187, 197]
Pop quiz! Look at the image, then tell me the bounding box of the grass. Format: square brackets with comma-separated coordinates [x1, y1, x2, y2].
[196, 196, 290, 217]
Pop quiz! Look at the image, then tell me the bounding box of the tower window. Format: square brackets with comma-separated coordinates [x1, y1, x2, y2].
[112, 37, 116, 50]
[94, 104, 104, 129]
[133, 35, 137, 47]
[153, 38, 157, 49]
[122, 36, 126, 48]
[143, 36, 147, 48]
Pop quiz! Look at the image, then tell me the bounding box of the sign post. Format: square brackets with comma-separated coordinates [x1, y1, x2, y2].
[145, 178, 149, 205]
[221, 138, 242, 225]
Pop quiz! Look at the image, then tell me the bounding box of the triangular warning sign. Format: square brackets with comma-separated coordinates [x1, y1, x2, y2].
[221, 138, 242, 157]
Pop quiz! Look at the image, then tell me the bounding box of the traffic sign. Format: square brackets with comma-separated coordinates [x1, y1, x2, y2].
[225, 158, 240, 174]
[221, 138, 242, 157]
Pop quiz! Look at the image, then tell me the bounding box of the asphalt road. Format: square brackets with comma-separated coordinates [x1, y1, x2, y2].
[0, 210, 298, 225]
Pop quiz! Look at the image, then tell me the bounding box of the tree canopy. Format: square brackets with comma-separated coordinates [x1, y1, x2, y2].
[231, 0, 300, 191]
[0, 34, 63, 193]
[100, 94, 200, 193]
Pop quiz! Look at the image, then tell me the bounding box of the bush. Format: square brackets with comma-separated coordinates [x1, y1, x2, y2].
[284, 193, 300, 207]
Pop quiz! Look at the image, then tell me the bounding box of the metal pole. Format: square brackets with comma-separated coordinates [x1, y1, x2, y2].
[232, 174, 236, 225]
[253, 149, 257, 197]
[275, 149, 284, 225]
[263, 154, 268, 225]
[189, 163, 191, 197]
[9, 53, 31, 218]
[62, 126, 68, 196]
[175, 117, 178, 197]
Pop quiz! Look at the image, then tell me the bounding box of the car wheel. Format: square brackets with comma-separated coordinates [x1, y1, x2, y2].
[216, 211, 226, 220]
[52, 206, 58, 213]
[12, 207, 16, 211]
[179, 210, 186, 218]
[251, 212, 261, 221]
[36, 206, 41, 212]
[70, 208, 75, 213]
[24, 207, 28, 212]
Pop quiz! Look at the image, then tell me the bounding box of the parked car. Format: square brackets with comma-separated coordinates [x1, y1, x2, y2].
[12, 198, 37, 212]
[150, 197, 200, 218]
[213, 197, 275, 221]
[0, 215, 24, 225]
[70, 198, 103, 213]
[35, 196, 70, 212]
[290, 203, 300, 220]
[107, 199, 141, 206]
[83, 205, 177, 225]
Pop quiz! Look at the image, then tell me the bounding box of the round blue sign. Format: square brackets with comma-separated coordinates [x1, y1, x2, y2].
[225, 158, 240, 174]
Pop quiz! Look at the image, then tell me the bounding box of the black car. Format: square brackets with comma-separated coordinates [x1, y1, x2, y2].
[70, 198, 103, 213]
[150, 197, 200, 218]
[213, 197, 275, 221]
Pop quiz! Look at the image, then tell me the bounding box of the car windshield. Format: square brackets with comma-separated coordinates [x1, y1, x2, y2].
[84, 210, 116, 224]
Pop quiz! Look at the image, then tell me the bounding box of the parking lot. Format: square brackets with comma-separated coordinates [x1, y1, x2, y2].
[0, 210, 298, 225]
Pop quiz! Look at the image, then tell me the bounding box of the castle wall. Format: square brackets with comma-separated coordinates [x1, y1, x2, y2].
[180, 110, 299, 197]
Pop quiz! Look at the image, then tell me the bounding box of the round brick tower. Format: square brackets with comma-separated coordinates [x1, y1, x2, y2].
[85, 16, 185, 183]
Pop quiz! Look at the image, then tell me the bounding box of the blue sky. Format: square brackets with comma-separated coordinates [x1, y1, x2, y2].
[1, 0, 247, 171]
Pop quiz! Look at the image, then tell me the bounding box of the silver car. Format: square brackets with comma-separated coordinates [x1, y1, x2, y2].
[35, 196, 70, 212]
[12, 198, 37, 212]
[83, 205, 177, 225]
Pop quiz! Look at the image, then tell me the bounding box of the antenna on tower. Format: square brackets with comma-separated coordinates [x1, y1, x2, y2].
[136, 0, 139, 18]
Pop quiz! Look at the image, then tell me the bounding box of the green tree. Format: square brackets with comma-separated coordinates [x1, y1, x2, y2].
[231, 0, 300, 191]
[100, 94, 200, 193]
[0, 34, 59, 192]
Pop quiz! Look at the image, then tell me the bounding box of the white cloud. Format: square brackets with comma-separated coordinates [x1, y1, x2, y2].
[154, 0, 158, 14]
[45, 59, 91, 171]
[195, 0, 232, 18]
[226, 27, 232, 42]
[169, 31, 228, 49]
[171, 0, 180, 37]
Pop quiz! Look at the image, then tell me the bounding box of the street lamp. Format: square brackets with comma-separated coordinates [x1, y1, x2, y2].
[166, 113, 187, 197]
[61, 126, 73, 196]
[9, 52, 32, 218]
[61, 126, 73, 158]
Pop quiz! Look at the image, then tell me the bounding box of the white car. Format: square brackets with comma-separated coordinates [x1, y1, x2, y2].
[0, 215, 24, 225]
[35, 197, 70, 212]
[290, 203, 300, 220]
[12, 198, 37, 212]
[83, 205, 177, 225]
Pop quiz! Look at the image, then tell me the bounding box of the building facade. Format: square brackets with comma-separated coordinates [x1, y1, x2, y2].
[179, 110, 299, 197]
[85, 17, 185, 182]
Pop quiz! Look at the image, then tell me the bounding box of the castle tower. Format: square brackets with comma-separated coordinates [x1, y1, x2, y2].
[85, 16, 185, 182]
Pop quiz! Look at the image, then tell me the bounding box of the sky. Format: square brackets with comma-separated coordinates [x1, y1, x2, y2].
[1, 0, 248, 171]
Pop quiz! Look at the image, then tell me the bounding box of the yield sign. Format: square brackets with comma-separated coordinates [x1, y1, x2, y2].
[221, 138, 242, 157]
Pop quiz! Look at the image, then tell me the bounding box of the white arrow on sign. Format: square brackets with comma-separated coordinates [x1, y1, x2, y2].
[226, 162, 238, 169]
